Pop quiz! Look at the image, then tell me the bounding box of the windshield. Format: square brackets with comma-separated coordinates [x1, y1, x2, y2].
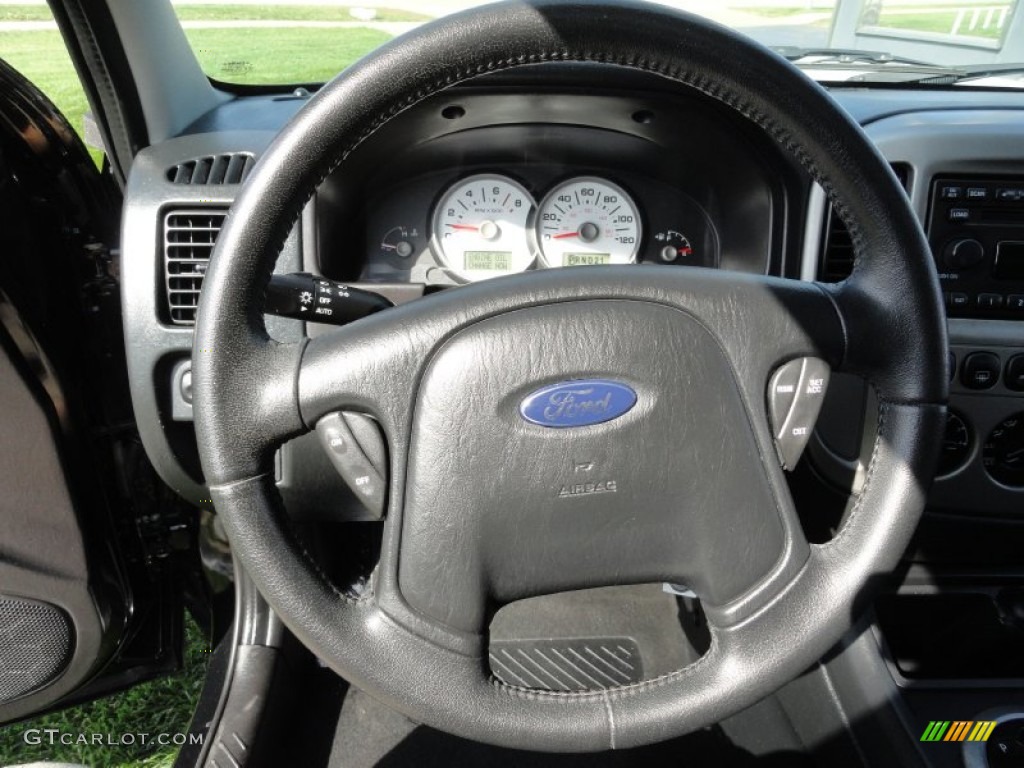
[171, 0, 1023, 87]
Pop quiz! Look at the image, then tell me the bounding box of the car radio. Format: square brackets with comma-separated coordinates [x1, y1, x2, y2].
[928, 177, 1024, 319]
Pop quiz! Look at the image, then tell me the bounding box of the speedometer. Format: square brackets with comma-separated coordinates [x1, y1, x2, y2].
[535, 177, 641, 267]
[431, 174, 535, 283]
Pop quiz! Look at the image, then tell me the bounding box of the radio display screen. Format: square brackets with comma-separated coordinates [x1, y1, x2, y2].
[995, 241, 1024, 280]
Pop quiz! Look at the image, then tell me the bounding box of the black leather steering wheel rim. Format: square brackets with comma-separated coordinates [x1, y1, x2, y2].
[193, 0, 947, 751]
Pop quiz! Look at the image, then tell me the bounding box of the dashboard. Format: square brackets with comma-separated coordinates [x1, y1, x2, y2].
[119, 69, 1024, 528]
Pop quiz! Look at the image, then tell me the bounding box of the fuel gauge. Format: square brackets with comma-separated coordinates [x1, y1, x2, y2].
[654, 230, 695, 263]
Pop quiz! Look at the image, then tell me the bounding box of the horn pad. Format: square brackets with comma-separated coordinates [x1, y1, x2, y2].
[399, 300, 786, 632]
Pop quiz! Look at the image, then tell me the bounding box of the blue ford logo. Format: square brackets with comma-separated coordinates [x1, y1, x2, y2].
[519, 380, 637, 428]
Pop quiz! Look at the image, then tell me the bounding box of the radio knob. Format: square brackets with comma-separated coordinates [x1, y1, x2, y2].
[943, 238, 985, 270]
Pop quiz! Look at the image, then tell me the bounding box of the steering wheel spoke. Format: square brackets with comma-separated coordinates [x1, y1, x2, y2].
[194, 336, 307, 485]
[297, 312, 438, 440]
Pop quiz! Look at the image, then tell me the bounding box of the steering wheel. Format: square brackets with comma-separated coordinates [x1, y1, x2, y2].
[193, 0, 947, 751]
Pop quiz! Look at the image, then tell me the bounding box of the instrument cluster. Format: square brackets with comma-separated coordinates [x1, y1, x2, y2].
[363, 167, 719, 286]
[430, 173, 643, 282]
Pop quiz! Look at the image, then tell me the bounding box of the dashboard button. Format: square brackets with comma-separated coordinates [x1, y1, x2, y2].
[1006, 355, 1024, 392]
[949, 292, 969, 309]
[938, 410, 971, 477]
[940, 186, 962, 199]
[948, 208, 971, 222]
[977, 293, 1005, 309]
[180, 369, 193, 404]
[768, 361, 801, 431]
[1007, 294, 1024, 312]
[961, 352, 1001, 390]
[943, 238, 985, 270]
[967, 187, 988, 199]
[997, 188, 1024, 202]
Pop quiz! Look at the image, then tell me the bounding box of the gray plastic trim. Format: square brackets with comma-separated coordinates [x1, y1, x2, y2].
[121, 131, 302, 502]
[106, 0, 229, 143]
[802, 184, 827, 282]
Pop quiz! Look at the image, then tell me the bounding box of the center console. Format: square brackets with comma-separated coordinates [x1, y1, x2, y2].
[930, 176, 1024, 320]
[799, 108, 1024, 768]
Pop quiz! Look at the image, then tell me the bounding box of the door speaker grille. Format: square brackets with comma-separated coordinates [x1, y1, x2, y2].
[0, 596, 73, 702]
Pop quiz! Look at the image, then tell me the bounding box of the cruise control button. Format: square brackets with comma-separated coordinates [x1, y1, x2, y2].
[768, 360, 802, 433]
[316, 412, 386, 518]
[767, 357, 831, 470]
[1006, 355, 1024, 392]
[961, 352, 1000, 390]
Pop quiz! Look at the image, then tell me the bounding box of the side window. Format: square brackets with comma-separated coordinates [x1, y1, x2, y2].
[0, 4, 103, 166]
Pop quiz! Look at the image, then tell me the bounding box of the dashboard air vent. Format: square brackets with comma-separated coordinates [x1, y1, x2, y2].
[163, 209, 226, 325]
[820, 163, 911, 282]
[167, 153, 254, 185]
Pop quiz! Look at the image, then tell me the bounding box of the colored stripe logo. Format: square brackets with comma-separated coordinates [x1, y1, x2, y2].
[920, 721, 997, 742]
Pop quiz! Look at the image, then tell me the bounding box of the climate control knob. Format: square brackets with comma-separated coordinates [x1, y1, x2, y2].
[943, 238, 985, 270]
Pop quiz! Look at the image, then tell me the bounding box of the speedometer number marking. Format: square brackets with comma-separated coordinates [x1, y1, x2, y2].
[535, 177, 642, 267]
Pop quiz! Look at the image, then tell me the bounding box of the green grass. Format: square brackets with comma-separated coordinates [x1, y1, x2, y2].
[0, 4, 430, 22]
[875, 11, 1004, 40]
[0, 25, 393, 154]
[0, 617, 211, 768]
[742, 6, 825, 18]
[185, 26, 392, 84]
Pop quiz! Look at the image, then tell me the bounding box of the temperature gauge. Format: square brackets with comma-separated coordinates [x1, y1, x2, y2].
[380, 225, 418, 260]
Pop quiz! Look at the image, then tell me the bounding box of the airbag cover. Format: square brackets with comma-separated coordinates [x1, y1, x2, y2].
[399, 299, 784, 631]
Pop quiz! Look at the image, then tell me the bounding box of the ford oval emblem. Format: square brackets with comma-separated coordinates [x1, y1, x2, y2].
[519, 380, 637, 428]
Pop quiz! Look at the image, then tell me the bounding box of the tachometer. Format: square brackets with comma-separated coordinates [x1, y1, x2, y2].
[535, 177, 641, 267]
[431, 174, 535, 282]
